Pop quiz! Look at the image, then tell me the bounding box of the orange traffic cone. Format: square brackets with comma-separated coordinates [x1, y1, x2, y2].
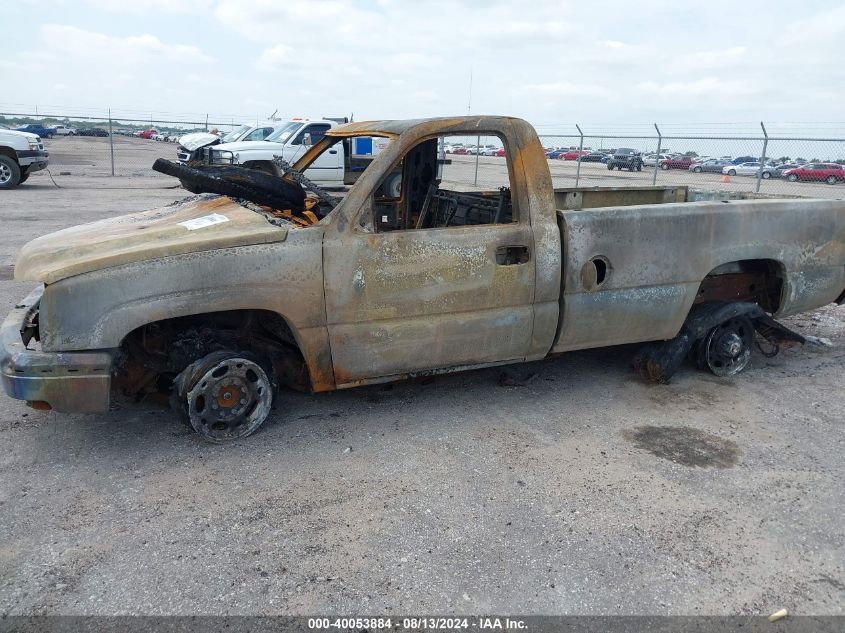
[720, 174, 731, 183]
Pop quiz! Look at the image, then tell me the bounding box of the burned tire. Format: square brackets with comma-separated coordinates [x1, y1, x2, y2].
[153, 159, 305, 212]
[0, 155, 21, 189]
[244, 162, 276, 176]
[171, 350, 275, 443]
[179, 179, 204, 194]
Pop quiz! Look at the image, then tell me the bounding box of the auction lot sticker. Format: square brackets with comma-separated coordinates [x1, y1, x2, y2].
[178, 213, 230, 230]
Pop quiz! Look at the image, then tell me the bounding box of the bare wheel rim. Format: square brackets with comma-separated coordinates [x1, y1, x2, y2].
[0, 163, 11, 184]
[702, 317, 754, 377]
[186, 357, 273, 441]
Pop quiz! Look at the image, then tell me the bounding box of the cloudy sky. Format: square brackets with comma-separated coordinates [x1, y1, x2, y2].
[2, 0, 843, 132]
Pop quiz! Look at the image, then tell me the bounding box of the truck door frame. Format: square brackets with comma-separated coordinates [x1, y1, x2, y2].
[318, 119, 558, 386]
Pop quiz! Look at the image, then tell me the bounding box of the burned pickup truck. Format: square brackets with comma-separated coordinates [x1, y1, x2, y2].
[3, 116, 845, 442]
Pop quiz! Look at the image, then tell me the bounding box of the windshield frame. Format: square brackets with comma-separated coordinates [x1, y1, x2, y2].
[266, 122, 303, 144]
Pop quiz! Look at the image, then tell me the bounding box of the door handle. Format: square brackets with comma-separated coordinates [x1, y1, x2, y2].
[329, 150, 338, 154]
[495, 245, 530, 266]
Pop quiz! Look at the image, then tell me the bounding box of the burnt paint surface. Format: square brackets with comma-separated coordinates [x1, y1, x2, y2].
[553, 199, 845, 352]
[14, 196, 288, 284]
[39, 227, 336, 392]
[321, 117, 561, 385]
[624, 425, 741, 469]
[16, 116, 845, 399]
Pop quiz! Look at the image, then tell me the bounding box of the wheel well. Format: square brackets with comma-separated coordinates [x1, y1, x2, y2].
[695, 259, 784, 312]
[0, 147, 19, 163]
[114, 309, 311, 400]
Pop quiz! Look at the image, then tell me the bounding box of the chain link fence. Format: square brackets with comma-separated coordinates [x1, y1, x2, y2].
[535, 127, 845, 199]
[1, 110, 259, 180]
[3, 109, 845, 198]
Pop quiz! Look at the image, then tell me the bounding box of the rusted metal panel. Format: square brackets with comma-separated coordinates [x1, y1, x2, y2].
[14, 196, 288, 284]
[323, 223, 537, 384]
[553, 186, 687, 210]
[0, 287, 112, 412]
[37, 227, 334, 389]
[552, 198, 845, 353]
[320, 117, 561, 385]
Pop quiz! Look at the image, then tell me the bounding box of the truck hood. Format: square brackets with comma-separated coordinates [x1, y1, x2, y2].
[0, 130, 38, 141]
[178, 132, 221, 151]
[214, 140, 287, 153]
[15, 195, 288, 284]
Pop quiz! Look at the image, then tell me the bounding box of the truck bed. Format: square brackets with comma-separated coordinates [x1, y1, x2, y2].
[551, 193, 845, 353]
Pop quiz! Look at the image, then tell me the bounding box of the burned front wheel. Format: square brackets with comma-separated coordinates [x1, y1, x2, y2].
[172, 351, 274, 442]
[696, 317, 754, 377]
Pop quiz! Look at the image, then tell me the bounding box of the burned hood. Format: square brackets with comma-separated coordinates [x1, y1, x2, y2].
[178, 132, 222, 151]
[15, 195, 288, 284]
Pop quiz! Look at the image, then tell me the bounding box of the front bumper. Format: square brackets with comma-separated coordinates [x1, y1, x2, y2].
[1, 287, 113, 413]
[17, 150, 49, 173]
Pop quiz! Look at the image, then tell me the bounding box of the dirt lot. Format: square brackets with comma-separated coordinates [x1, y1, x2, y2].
[0, 146, 843, 616]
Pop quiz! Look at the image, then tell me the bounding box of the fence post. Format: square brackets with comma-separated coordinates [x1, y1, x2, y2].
[473, 134, 480, 186]
[108, 108, 115, 177]
[651, 123, 662, 185]
[755, 121, 768, 193]
[574, 124, 584, 188]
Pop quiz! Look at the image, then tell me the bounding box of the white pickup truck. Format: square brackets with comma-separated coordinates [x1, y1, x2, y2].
[199, 119, 344, 184]
[51, 125, 77, 136]
[176, 124, 280, 163]
[198, 119, 389, 186]
[0, 129, 49, 189]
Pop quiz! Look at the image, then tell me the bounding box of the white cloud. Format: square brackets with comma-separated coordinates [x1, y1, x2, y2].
[82, 0, 214, 14]
[38, 24, 212, 64]
[2, 1, 843, 127]
[637, 77, 755, 98]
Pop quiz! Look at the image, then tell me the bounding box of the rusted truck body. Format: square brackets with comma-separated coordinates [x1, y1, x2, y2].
[3, 116, 845, 441]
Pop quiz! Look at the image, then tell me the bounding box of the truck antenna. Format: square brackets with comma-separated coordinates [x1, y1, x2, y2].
[467, 69, 473, 114]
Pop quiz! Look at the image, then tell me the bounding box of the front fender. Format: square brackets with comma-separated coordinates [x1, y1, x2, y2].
[39, 231, 335, 390]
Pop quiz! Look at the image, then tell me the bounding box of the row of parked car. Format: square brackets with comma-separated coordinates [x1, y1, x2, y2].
[444, 144, 506, 157]
[536, 146, 845, 184]
[2, 123, 197, 141]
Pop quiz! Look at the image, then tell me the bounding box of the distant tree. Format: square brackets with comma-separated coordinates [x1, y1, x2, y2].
[684, 151, 698, 157]
[777, 156, 791, 163]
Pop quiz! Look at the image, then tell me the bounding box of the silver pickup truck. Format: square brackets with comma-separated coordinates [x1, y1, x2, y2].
[3, 116, 844, 442]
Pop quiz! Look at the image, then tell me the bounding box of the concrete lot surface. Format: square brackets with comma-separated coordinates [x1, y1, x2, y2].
[32, 134, 845, 200]
[0, 152, 843, 615]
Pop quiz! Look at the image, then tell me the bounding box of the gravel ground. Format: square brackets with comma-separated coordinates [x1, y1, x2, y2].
[0, 159, 843, 616]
